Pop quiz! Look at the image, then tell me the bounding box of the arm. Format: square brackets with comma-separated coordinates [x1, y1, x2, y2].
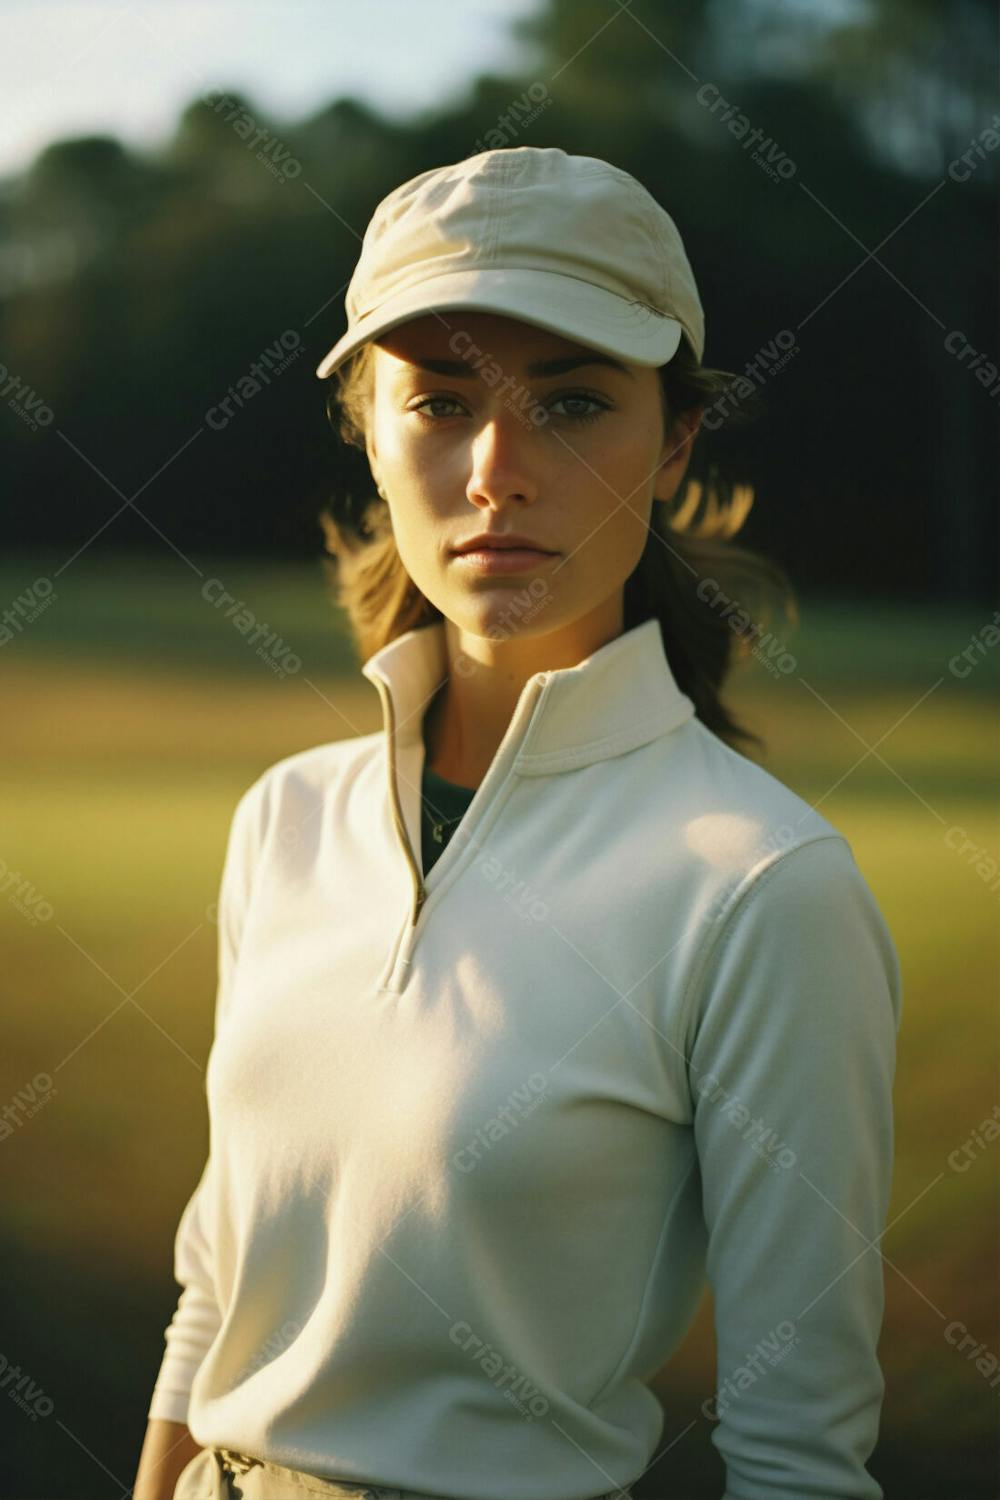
[135, 780, 263, 1484]
[132, 1419, 203, 1500]
[144, 1168, 225, 1422]
[683, 835, 903, 1500]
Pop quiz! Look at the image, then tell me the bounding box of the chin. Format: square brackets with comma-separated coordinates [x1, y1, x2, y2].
[453, 590, 559, 639]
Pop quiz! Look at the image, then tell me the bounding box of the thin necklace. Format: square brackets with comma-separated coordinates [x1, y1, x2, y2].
[423, 763, 469, 844]
[423, 690, 471, 842]
[427, 805, 466, 845]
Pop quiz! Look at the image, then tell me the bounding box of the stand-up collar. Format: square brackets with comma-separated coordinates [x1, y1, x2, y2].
[361, 617, 695, 773]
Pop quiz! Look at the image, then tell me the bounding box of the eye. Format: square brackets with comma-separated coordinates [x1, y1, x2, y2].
[548, 391, 610, 423]
[409, 390, 612, 424]
[410, 395, 465, 420]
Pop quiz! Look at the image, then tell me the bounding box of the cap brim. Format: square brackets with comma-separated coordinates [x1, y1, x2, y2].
[314, 267, 687, 379]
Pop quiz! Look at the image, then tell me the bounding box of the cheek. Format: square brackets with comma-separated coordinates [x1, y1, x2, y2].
[385, 497, 443, 586]
[614, 419, 663, 484]
[603, 508, 654, 568]
[572, 427, 659, 524]
[576, 415, 659, 488]
[380, 428, 451, 504]
[370, 404, 407, 473]
[371, 395, 435, 474]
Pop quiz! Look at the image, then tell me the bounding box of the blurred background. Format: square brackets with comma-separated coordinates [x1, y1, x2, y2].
[1, 1, 997, 1496]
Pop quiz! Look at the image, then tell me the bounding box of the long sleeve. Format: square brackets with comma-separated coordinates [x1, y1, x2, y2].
[683, 835, 903, 1500]
[147, 780, 262, 1424]
[147, 1159, 223, 1423]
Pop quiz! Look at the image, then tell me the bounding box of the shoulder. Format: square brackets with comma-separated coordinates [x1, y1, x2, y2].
[644, 714, 852, 917]
[660, 720, 902, 1027]
[226, 730, 383, 853]
[668, 714, 843, 861]
[680, 824, 903, 1061]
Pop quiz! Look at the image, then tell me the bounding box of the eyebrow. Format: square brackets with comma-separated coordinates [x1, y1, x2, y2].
[392, 353, 636, 381]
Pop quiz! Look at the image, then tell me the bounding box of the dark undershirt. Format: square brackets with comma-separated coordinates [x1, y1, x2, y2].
[420, 762, 477, 878]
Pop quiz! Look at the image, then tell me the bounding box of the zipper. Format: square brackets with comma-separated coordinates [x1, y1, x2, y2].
[372, 669, 550, 992]
[372, 674, 427, 929]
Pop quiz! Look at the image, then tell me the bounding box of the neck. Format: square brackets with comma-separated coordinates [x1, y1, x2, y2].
[421, 595, 625, 790]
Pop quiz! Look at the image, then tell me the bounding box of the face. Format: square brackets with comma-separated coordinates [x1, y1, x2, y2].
[364, 310, 700, 647]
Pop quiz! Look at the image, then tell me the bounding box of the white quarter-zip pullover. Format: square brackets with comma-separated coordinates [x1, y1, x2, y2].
[148, 616, 902, 1500]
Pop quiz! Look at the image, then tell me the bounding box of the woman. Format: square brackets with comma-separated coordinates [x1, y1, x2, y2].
[135, 147, 902, 1500]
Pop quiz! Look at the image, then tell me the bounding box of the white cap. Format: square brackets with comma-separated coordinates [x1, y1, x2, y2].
[315, 145, 705, 379]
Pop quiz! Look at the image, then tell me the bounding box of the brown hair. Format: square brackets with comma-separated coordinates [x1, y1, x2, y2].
[317, 334, 797, 755]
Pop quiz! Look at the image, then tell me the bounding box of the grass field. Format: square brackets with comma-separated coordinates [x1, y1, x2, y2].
[2, 551, 997, 1497]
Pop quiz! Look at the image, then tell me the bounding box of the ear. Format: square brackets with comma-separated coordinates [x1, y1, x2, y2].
[652, 406, 702, 506]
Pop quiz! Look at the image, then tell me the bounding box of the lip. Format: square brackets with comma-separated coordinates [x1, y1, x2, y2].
[451, 533, 557, 555]
[451, 548, 559, 575]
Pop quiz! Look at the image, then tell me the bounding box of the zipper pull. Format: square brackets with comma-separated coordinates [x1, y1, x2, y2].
[397, 921, 420, 976]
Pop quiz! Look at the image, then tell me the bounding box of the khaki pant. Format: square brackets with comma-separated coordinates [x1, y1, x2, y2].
[173, 1447, 632, 1500]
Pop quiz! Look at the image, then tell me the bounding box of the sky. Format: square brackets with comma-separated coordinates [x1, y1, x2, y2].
[2, 0, 543, 178]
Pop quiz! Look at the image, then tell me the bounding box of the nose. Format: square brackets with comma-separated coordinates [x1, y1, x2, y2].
[466, 406, 539, 509]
